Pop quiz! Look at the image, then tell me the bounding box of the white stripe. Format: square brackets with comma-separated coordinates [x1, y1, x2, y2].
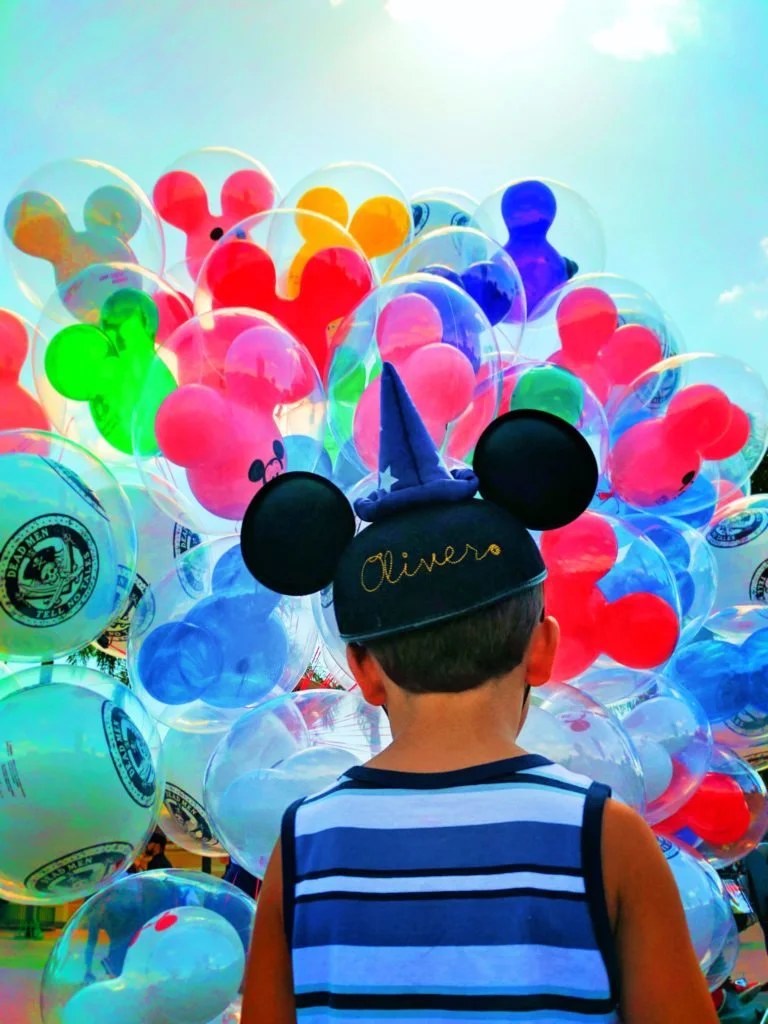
[521, 763, 594, 789]
[292, 943, 609, 991]
[296, 786, 584, 836]
[296, 870, 585, 898]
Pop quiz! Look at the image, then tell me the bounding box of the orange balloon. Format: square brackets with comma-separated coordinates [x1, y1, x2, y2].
[349, 196, 411, 259]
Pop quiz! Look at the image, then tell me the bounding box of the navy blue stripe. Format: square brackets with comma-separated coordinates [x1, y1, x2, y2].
[582, 783, 620, 1008]
[295, 861, 584, 883]
[293, 892, 597, 948]
[295, 991, 616, 1014]
[295, 820, 582, 875]
[281, 798, 302, 948]
[343, 754, 553, 789]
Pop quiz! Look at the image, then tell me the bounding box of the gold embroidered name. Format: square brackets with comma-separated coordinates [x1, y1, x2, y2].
[361, 542, 502, 593]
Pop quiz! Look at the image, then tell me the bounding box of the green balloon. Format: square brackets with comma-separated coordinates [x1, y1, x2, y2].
[47, 289, 176, 455]
[510, 365, 585, 426]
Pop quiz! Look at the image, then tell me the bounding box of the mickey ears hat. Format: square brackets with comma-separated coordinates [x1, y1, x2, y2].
[240, 363, 598, 642]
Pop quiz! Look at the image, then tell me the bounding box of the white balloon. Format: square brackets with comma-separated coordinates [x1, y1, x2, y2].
[633, 737, 673, 803]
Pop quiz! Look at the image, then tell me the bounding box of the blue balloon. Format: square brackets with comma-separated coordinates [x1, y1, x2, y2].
[211, 547, 281, 616]
[282, 434, 332, 478]
[138, 621, 221, 705]
[667, 639, 751, 723]
[624, 514, 695, 617]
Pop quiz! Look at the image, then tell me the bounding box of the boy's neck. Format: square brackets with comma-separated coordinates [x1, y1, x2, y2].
[365, 673, 531, 774]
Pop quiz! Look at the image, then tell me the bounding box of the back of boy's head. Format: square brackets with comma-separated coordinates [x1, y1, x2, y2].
[238, 363, 597, 664]
[363, 584, 544, 695]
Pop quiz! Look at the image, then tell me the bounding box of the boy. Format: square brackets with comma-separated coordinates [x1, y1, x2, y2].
[239, 364, 718, 1024]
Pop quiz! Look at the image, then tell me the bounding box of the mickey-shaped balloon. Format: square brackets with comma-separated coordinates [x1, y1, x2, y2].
[0, 309, 49, 436]
[541, 512, 680, 681]
[5, 186, 141, 299]
[153, 321, 304, 520]
[200, 230, 373, 378]
[610, 383, 750, 510]
[153, 168, 277, 280]
[549, 286, 663, 404]
[239, 361, 599, 666]
[45, 288, 177, 455]
[499, 180, 579, 313]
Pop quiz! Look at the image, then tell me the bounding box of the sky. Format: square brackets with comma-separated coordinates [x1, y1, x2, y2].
[0, 0, 767, 374]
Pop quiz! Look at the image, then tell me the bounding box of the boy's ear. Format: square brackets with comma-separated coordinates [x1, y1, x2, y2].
[346, 644, 388, 708]
[524, 615, 560, 688]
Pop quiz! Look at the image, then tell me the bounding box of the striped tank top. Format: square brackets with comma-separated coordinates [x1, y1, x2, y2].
[282, 754, 621, 1023]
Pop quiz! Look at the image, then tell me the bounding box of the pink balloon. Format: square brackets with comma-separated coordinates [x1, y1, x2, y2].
[352, 381, 381, 470]
[599, 324, 662, 386]
[400, 343, 475, 423]
[556, 288, 617, 361]
[376, 294, 443, 365]
[225, 323, 311, 407]
[666, 384, 732, 450]
[156, 386, 230, 467]
[701, 403, 751, 461]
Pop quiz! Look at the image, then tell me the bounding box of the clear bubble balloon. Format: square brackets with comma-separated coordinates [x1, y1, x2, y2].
[705, 496, 768, 615]
[194, 208, 373, 382]
[4, 159, 164, 313]
[503, 359, 609, 471]
[704, 911, 739, 992]
[707, 603, 768, 643]
[160, 729, 228, 858]
[327, 274, 501, 474]
[410, 188, 479, 240]
[0, 307, 55, 434]
[624, 512, 718, 643]
[0, 665, 162, 905]
[0, 430, 137, 661]
[656, 743, 768, 868]
[93, 468, 203, 659]
[475, 178, 605, 317]
[607, 354, 768, 515]
[132, 307, 327, 534]
[654, 834, 735, 975]
[541, 511, 681, 682]
[153, 146, 280, 290]
[520, 683, 645, 812]
[279, 161, 413, 277]
[204, 689, 390, 878]
[311, 588, 357, 690]
[41, 869, 254, 1024]
[573, 667, 712, 824]
[128, 536, 315, 732]
[384, 225, 526, 355]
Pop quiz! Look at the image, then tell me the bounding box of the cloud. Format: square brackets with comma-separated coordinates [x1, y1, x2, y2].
[754, 309, 768, 321]
[761, 237, 768, 258]
[589, 0, 701, 60]
[719, 285, 746, 305]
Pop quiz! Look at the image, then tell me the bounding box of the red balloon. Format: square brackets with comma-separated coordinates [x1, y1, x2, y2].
[701, 403, 751, 461]
[600, 592, 680, 668]
[0, 309, 50, 435]
[541, 511, 617, 580]
[685, 773, 751, 846]
[665, 384, 732, 450]
[548, 584, 606, 682]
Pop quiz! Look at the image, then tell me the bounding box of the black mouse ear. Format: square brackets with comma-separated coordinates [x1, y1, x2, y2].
[473, 409, 598, 530]
[248, 459, 266, 483]
[240, 472, 356, 596]
[273, 439, 285, 460]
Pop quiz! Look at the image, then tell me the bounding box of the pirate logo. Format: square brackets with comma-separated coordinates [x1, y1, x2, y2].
[0, 515, 99, 627]
[102, 701, 156, 808]
[707, 509, 768, 549]
[751, 559, 768, 602]
[164, 783, 223, 852]
[25, 841, 133, 895]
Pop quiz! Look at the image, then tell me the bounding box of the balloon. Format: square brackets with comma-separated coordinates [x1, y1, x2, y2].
[520, 683, 646, 811]
[573, 668, 712, 824]
[0, 308, 51, 433]
[475, 178, 605, 316]
[0, 430, 136, 661]
[204, 690, 390, 877]
[3, 158, 163, 315]
[41, 869, 254, 1024]
[656, 745, 768, 868]
[705, 912, 740, 992]
[705, 496, 768, 614]
[128, 537, 315, 732]
[547, 286, 663, 405]
[153, 146, 279, 284]
[541, 512, 681, 681]
[410, 188, 478, 239]
[654, 835, 733, 975]
[0, 667, 162, 905]
[194, 208, 373, 379]
[280, 161, 413, 275]
[385, 225, 526, 355]
[607, 354, 768, 515]
[160, 730, 228, 858]
[328, 275, 501, 474]
[134, 309, 326, 532]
